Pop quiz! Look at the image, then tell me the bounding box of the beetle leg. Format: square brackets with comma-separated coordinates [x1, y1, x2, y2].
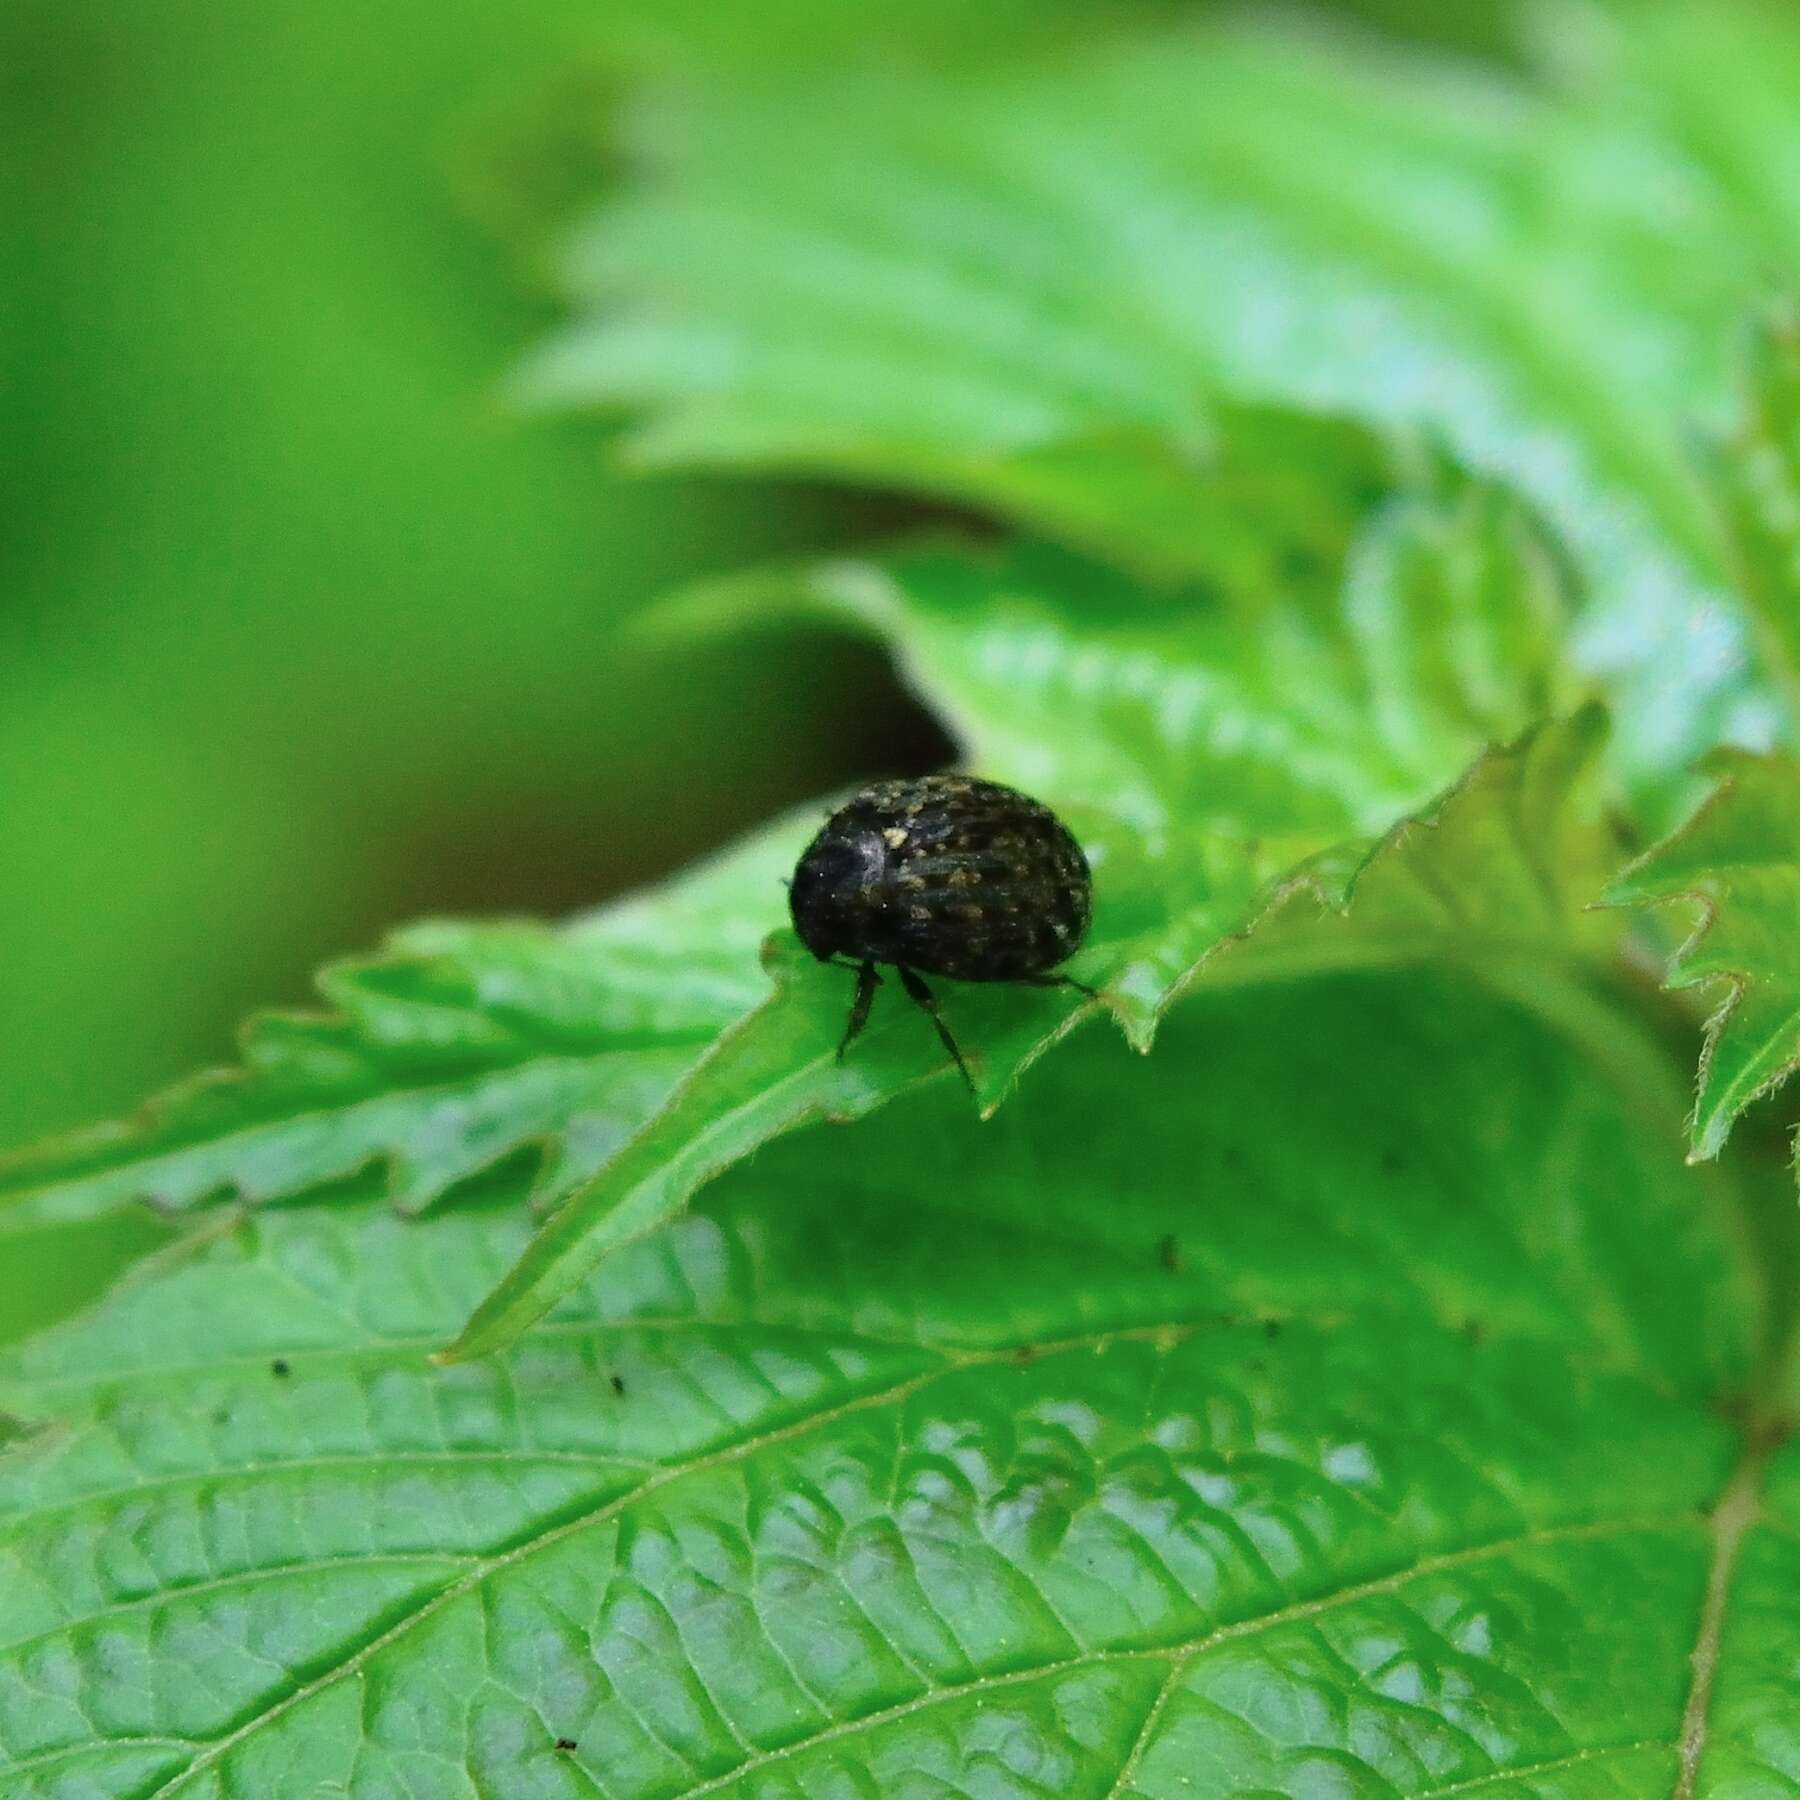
[896, 966, 976, 1096]
[837, 960, 882, 1061]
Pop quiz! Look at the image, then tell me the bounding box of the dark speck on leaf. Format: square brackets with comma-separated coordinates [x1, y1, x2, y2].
[1263, 1319, 1281, 1340]
[554, 1738, 578, 1752]
[610, 1374, 625, 1397]
[1013, 1344, 1036, 1363]
[1157, 1233, 1181, 1273]
[1464, 1318, 1486, 1346]
[270, 1358, 290, 1378]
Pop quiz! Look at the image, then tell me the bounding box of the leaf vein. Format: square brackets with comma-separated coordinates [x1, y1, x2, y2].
[0, 1552, 476, 1662]
[658, 1512, 1691, 1800]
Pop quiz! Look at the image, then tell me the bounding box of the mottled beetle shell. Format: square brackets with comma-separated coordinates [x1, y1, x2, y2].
[789, 775, 1092, 981]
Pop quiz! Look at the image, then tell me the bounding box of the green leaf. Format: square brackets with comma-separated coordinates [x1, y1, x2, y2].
[1607, 751, 1800, 1162]
[13, 7, 1800, 1790]
[1, 469, 1579, 1287]
[441, 932, 1104, 1361]
[1200, 704, 1621, 994]
[523, 9, 1800, 806]
[448, 482, 1589, 1357]
[1716, 304, 1800, 726]
[0, 823, 796, 1230]
[4, 958, 1789, 1796]
[663, 474, 1584, 1035]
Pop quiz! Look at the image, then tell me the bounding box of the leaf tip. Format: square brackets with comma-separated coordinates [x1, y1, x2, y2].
[1687, 1108, 1733, 1164]
[433, 1310, 514, 1367]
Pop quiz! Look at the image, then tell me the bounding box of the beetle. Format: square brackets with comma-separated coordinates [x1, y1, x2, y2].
[788, 774, 1096, 1091]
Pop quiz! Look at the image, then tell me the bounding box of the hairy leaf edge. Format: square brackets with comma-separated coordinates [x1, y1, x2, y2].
[1604, 753, 1800, 1165]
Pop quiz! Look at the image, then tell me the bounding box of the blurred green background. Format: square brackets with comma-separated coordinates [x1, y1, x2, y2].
[0, 0, 1521, 1153]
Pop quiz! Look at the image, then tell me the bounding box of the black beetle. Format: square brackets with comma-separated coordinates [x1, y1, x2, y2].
[789, 774, 1095, 1090]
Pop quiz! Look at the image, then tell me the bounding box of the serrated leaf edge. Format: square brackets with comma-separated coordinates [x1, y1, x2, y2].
[1602, 757, 1800, 1164]
[1177, 706, 1612, 1002]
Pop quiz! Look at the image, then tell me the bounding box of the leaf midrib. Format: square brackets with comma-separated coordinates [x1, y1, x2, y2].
[1675, 1428, 1776, 1798]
